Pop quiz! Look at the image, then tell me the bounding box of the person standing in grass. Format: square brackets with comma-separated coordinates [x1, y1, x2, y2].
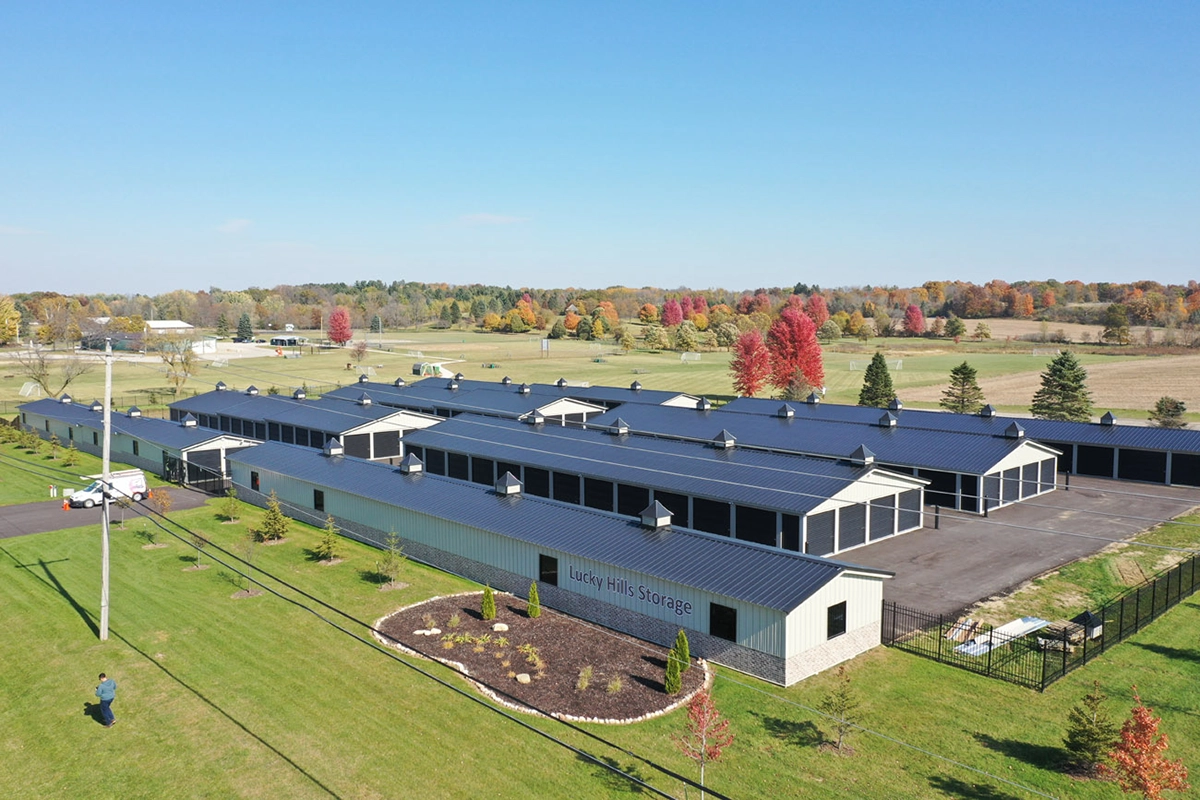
[95, 673, 117, 728]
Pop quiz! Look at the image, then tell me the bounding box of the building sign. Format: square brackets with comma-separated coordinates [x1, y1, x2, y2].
[567, 565, 693, 617]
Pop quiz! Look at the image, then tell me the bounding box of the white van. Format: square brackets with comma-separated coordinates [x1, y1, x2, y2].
[69, 469, 149, 509]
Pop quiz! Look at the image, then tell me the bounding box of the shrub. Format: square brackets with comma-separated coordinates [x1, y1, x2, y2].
[576, 666, 593, 692]
[421, 612, 437, 630]
[664, 652, 682, 695]
[481, 585, 496, 621]
[374, 530, 406, 585]
[606, 677, 623, 695]
[448, 612, 461, 629]
[527, 581, 541, 619]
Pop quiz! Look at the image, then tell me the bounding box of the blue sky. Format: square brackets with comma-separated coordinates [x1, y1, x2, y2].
[2, 2, 1197, 295]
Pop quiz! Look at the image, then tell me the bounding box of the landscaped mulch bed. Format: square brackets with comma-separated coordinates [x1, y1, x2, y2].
[376, 593, 707, 722]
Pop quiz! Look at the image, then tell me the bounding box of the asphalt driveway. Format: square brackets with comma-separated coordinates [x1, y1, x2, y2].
[0, 488, 212, 540]
[846, 476, 1200, 616]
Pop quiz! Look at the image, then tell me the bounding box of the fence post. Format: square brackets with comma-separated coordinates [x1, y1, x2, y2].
[1134, 588, 1141, 633]
[985, 625, 995, 678]
[934, 505, 940, 530]
[1061, 627, 1069, 677]
[937, 613, 944, 662]
[891, 601, 898, 645]
[1152, 577, 1157, 620]
[1064, 472, 1070, 491]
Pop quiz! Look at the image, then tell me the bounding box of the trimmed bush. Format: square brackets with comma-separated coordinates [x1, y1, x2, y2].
[481, 585, 496, 621]
[673, 629, 691, 674]
[664, 650, 682, 695]
[527, 581, 541, 619]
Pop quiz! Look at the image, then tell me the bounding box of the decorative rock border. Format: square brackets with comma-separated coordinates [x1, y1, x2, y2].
[372, 592, 713, 725]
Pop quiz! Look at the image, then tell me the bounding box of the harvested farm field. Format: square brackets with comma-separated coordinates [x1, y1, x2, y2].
[377, 593, 707, 722]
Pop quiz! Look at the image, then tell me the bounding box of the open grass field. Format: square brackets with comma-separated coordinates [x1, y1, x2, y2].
[2, 434, 1199, 798]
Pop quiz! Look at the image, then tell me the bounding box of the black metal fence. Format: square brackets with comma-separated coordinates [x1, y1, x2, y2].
[882, 553, 1200, 691]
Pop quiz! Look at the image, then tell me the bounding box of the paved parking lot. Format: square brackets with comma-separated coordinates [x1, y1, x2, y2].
[846, 476, 1200, 616]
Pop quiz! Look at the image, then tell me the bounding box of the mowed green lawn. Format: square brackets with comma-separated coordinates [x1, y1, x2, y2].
[2, 481, 1198, 798]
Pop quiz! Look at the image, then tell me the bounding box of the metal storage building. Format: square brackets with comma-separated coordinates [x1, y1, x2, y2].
[227, 441, 894, 686]
[400, 414, 927, 556]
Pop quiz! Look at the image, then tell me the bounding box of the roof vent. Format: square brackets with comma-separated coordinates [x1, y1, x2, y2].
[611, 418, 630, 436]
[805, 392, 821, 405]
[357, 393, 372, 406]
[393, 377, 406, 387]
[525, 411, 546, 426]
[495, 472, 522, 496]
[849, 444, 876, 466]
[640, 501, 672, 530]
[878, 411, 897, 428]
[246, 385, 259, 395]
[323, 437, 344, 457]
[777, 403, 794, 418]
[89, 399, 103, 412]
[630, 380, 642, 391]
[59, 394, 73, 404]
[518, 383, 531, 395]
[556, 377, 568, 388]
[501, 376, 512, 386]
[454, 372, 465, 381]
[888, 398, 904, 412]
[1004, 421, 1026, 439]
[398, 453, 423, 474]
[357, 374, 369, 384]
[293, 389, 307, 400]
[979, 404, 996, 418]
[711, 429, 736, 449]
[696, 398, 712, 411]
[127, 406, 142, 418]
[447, 380, 459, 391]
[215, 381, 228, 391]
[1100, 411, 1117, 426]
[181, 413, 198, 428]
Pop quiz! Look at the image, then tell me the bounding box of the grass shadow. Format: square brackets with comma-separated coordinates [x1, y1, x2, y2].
[574, 753, 648, 795]
[928, 775, 1023, 800]
[1126, 641, 1200, 665]
[356, 567, 389, 586]
[749, 710, 823, 747]
[972, 731, 1064, 772]
[0, 547, 98, 637]
[83, 701, 104, 726]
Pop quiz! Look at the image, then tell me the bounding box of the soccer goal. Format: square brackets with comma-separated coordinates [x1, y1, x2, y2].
[1031, 348, 1062, 357]
[848, 359, 902, 371]
[680, 352, 701, 364]
[18, 382, 42, 397]
[356, 365, 376, 377]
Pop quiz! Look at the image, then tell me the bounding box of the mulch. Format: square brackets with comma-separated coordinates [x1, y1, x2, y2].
[376, 593, 707, 722]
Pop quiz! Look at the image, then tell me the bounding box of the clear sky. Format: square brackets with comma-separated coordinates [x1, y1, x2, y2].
[2, 2, 1197, 296]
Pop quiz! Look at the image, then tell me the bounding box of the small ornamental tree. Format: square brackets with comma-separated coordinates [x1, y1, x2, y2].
[481, 585, 497, 621]
[858, 352, 896, 408]
[150, 487, 173, 516]
[221, 486, 240, 522]
[527, 581, 541, 619]
[729, 330, 771, 397]
[1100, 686, 1189, 799]
[371, 314, 383, 333]
[1031, 351, 1093, 422]
[257, 490, 289, 541]
[903, 304, 925, 336]
[619, 328, 636, 351]
[375, 530, 406, 586]
[973, 321, 992, 340]
[327, 307, 353, 346]
[63, 441, 79, 466]
[237, 312, 254, 341]
[819, 665, 861, 755]
[664, 653, 682, 695]
[675, 689, 734, 800]
[314, 515, 341, 562]
[1063, 680, 1119, 777]
[1150, 397, 1187, 429]
[48, 433, 60, 460]
[940, 361, 985, 414]
[672, 629, 691, 674]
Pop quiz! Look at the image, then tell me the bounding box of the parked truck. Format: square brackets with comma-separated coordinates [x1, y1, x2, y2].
[68, 469, 149, 509]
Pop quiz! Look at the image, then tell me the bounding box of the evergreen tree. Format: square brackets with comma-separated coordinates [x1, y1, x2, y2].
[215, 313, 230, 338]
[664, 648, 682, 695]
[548, 318, 567, 339]
[672, 629, 691, 674]
[63, 441, 79, 466]
[944, 315, 967, 338]
[1064, 681, 1119, 776]
[527, 581, 541, 619]
[481, 585, 496, 620]
[314, 515, 341, 562]
[221, 486, 240, 522]
[858, 352, 896, 407]
[939, 361, 985, 413]
[371, 314, 383, 333]
[256, 490, 290, 541]
[1031, 351, 1093, 422]
[576, 316, 594, 340]
[237, 312, 253, 341]
[375, 530, 406, 586]
[1150, 397, 1187, 429]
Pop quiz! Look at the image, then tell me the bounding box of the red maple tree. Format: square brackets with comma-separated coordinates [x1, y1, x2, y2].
[661, 299, 683, 327]
[805, 294, 830, 328]
[767, 309, 824, 393]
[675, 689, 734, 800]
[327, 307, 353, 346]
[903, 304, 926, 337]
[729, 331, 771, 397]
[1100, 687, 1189, 799]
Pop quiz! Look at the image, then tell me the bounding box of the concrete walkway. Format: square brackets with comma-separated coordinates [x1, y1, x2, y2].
[846, 476, 1200, 616]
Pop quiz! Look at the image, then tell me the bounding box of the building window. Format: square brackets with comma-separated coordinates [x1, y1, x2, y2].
[314, 489, 324, 513]
[539, 554, 558, 586]
[250, 471, 260, 492]
[68, 428, 74, 441]
[45, 420, 50, 431]
[710, 603, 737, 642]
[827, 601, 847, 639]
[93, 432, 99, 446]
[132, 441, 139, 457]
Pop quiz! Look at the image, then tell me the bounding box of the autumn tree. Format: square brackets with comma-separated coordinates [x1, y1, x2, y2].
[903, 304, 926, 336]
[766, 309, 824, 396]
[327, 307, 353, 346]
[804, 294, 830, 328]
[940, 361, 985, 414]
[675, 689, 734, 800]
[973, 321, 992, 340]
[14, 344, 96, 397]
[858, 352, 896, 408]
[1063, 681, 1118, 777]
[1031, 351, 1093, 422]
[819, 665, 861, 756]
[661, 299, 683, 327]
[351, 339, 369, 365]
[0, 295, 23, 345]
[637, 303, 659, 324]
[1099, 687, 1189, 799]
[1149, 397, 1187, 429]
[1102, 303, 1132, 345]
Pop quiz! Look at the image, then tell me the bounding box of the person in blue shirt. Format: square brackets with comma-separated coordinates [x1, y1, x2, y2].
[95, 673, 117, 728]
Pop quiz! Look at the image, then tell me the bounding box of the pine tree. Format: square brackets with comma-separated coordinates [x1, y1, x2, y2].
[1099, 686, 1189, 799]
[371, 314, 383, 333]
[256, 490, 289, 541]
[939, 361, 985, 414]
[237, 312, 253, 341]
[548, 318, 566, 339]
[858, 352, 896, 407]
[481, 585, 496, 621]
[314, 514, 341, 562]
[1150, 397, 1187, 429]
[819, 666, 860, 755]
[527, 581, 541, 619]
[576, 316, 593, 340]
[1030, 351, 1093, 422]
[221, 486, 240, 522]
[945, 316, 967, 338]
[664, 649, 682, 695]
[672, 629, 691, 674]
[1064, 681, 1119, 776]
[63, 441, 79, 466]
[215, 313, 230, 338]
[375, 530, 406, 586]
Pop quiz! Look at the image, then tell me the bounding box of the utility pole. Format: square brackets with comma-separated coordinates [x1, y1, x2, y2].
[100, 339, 112, 640]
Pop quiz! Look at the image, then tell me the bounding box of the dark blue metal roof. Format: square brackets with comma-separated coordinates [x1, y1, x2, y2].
[324, 381, 601, 419]
[401, 414, 916, 516]
[20, 398, 249, 450]
[170, 389, 411, 434]
[228, 441, 891, 612]
[719, 397, 1200, 454]
[588, 403, 1051, 475]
